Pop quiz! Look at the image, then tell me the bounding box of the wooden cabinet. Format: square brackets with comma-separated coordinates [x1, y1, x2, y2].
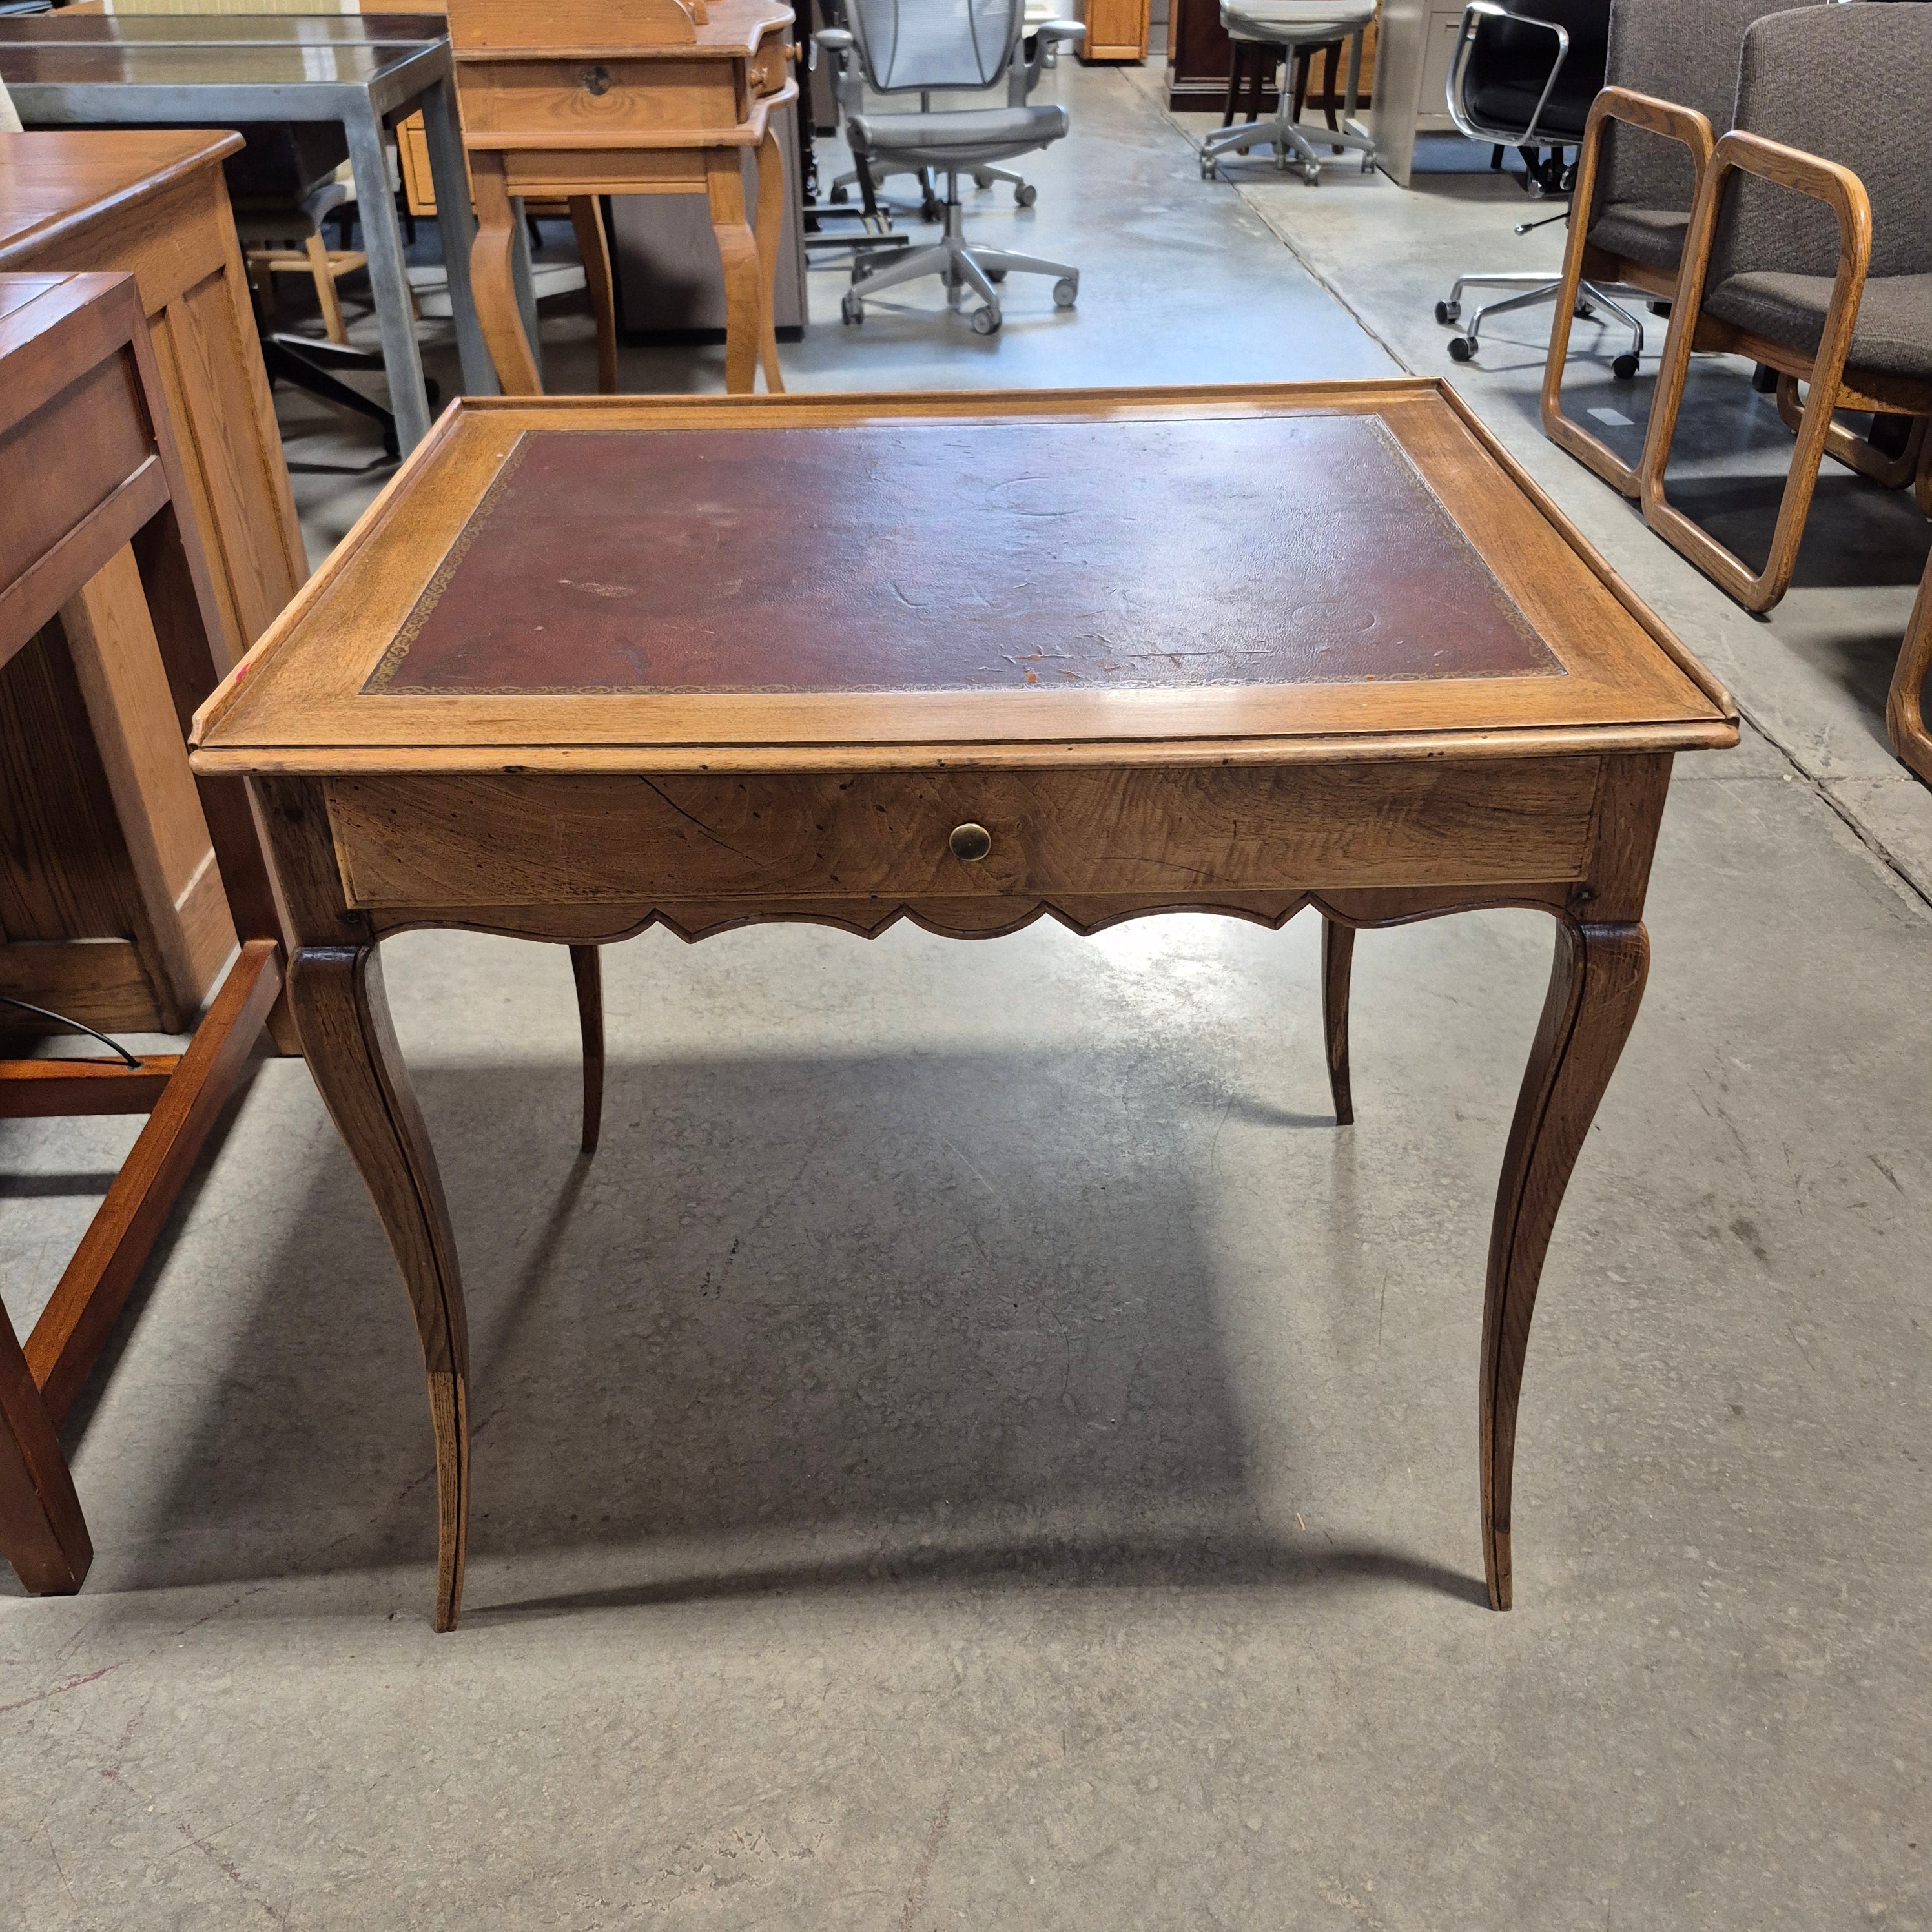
[1365, 0, 1466, 185]
[1076, 0, 1150, 64]
[0, 131, 305, 1029]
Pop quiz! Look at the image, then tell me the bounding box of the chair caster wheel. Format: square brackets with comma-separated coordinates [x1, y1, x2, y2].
[1612, 352, 1641, 380]
[1302, 163, 1321, 185]
[841, 293, 864, 325]
[1016, 183, 1037, 208]
[987, 267, 1008, 283]
[1053, 276, 1078, 309]
[1576, 299, 1596, 320]
[1200, 158, 1216, 181]
[830, 185, 848, 204]
[1361, 154, 1374, 173]
[1435, 300, 1460, 325]
[971, 304, 1001, 335]
[973, 170, 992, 189]
[1447, 335, 1474, 364]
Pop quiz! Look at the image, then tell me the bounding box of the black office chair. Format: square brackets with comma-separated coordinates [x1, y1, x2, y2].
[1431, 0, 1645, 373]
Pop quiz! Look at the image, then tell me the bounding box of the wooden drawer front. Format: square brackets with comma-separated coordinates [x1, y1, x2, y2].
[0, 353, 151, 610]
[459, 59, 739, 139]
[749, 35, 793, 97]
[504, 150, 708, 196]
[327, 760, 1601, 909]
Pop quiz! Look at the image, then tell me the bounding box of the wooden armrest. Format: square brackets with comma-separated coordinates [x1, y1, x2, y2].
[1582, 86, 1715, 170]
[1709, 128, 1870, 243]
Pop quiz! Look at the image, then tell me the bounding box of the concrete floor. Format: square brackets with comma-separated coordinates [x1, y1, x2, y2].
[5, 63, 1931, 1931]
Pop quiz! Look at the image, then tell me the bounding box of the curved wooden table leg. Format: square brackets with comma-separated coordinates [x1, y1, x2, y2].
[1482, 919, 1648, 1610]
[287, 943, 471, 1631]
[471, 151, 542, 397]
[1320, 916, 1355, 1127]
[706, 147, 763, 396]
[569, 945, 604, 1153]
[1886, 559, 1932, 786]
[751, 128, 786, 395]
[568, 196, 619, 396]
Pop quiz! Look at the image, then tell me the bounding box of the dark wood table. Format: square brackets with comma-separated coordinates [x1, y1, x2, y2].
[0, 11, 501, 450]
[190, 382, 1737, 1630]
[0, 271, 284, 1598]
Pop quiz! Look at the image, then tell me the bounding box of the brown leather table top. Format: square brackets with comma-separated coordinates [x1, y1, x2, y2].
[367, 416, 1559, 697]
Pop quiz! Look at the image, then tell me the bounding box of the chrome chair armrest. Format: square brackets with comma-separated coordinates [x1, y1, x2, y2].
[1447, 0, 1571, 151]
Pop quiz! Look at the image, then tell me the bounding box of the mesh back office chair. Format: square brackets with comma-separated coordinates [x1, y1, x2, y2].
[1197, 1, 1377, 185]
[1541, 0, 1824, 496]
[818, 0, 1084, 334]
[1432, 0, 1649, 369]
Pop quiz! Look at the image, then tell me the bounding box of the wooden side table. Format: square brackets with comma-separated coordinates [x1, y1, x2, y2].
[0, 129, 306, 672]
[0, 130, 303, 1038]
[447, 0, 797, 397]
[193, 384, 1736, 1631]
[0, 271, 285, 1598]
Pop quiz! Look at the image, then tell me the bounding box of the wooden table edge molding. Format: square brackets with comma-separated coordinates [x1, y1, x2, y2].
[191, 379, 1739, 766]
[187, 381, 1738, 1631]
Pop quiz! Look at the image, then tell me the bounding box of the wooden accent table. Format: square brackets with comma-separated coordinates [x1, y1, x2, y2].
[447, 0, 796, 398]
[0, 130, 305, 678]
[0, 131, 302, 1037]
[1, 271, 285, 1597]
[190, 382, 1736, 1630]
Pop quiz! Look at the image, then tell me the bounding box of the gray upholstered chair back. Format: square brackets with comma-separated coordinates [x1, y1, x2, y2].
[1712, 1, 1932, 284]
[1595, 0, 1821, 218]
[844, 0, 1025, 92]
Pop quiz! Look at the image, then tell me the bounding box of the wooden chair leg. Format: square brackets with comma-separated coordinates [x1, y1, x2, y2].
[568, 945, 604, 1154]
[305, 233, 349, 345]
[568, 197, 619, 396]
[1482, 920, 1648, 1609]
[1220, 43, 1242, 126]
[287, 943, 470, 1631]
[1320, 916, 1354, 1127]
[1886, 559, 1932, 786]
[0, 1309, 90, 1596]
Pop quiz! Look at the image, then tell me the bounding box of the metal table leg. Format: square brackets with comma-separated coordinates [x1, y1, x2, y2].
[417, 74, 498, 398]
[344, 97, 432, 451]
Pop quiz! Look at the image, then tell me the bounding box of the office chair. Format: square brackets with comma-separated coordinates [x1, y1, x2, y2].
[1539, 0, 1825, 497]
[818, 0, 1084, 335]
[1431, 0, 1648, 372]
[1198, 1, 1377, 184]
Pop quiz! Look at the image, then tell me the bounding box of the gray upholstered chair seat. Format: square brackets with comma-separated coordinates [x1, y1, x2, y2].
[845, 101, 1068, 166]
[1586, 202, 1690, 274]
[1220, 0, 1373, 43]
[1705, 271, 1932, 383]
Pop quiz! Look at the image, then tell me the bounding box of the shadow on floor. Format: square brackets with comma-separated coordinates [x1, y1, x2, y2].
[90, 1045, 1475, 1610]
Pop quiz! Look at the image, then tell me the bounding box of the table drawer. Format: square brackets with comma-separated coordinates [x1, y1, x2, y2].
[457, 58, 739, 139]
[325, 760, 1602, 909]
[748, 34, 794, 98]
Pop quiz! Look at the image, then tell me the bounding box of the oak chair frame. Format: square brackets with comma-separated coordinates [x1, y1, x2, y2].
[1540, 86, 1715, 499]
[0, 271, 286, 1598]
[1889, 551, 1932, 787]
[1638, 128, 1932, 616]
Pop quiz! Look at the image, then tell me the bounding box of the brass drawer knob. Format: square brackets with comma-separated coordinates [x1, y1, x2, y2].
[949, 822, 992, 863]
